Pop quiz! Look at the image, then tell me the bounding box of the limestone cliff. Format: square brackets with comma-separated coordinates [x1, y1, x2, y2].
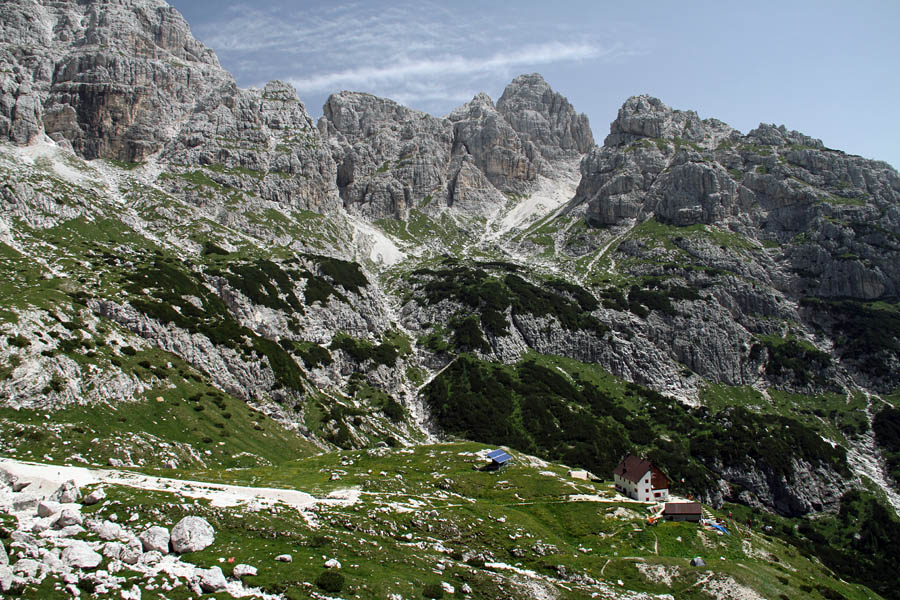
[320, 78, 593, 219]
[0, 0, 229, 160]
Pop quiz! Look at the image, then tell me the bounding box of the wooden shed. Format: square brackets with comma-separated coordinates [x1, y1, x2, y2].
[662, 502, 702, 522]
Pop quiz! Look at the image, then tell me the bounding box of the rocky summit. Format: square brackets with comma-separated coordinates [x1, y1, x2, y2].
[1, 1, 900, 599]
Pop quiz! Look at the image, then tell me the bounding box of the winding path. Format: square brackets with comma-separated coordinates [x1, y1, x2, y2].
[0, 458, 348, 511]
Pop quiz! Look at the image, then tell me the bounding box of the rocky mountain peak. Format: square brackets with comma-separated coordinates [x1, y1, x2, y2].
[605, 95, 703, 147]
[469, 91, 496, 108]
[604, 95, 741, 152]
[746, 123, 824, 149]
[497, 72, 594, 159]
[449, 90, 540, 194]
[319, 74, 595, 219]
[321, 91, 440, 139]
[319, 91, 453, 219]
[1, 0, 231, 160]
[262, 80, 303, 102]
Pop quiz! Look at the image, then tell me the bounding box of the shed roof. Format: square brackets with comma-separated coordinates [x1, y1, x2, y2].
[613, 454, 653, 483]
[663, 502, 702, 515]
[487, 449, 512, 464]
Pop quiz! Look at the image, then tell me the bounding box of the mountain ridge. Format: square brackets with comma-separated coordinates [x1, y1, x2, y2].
[2, 1, 900, 599]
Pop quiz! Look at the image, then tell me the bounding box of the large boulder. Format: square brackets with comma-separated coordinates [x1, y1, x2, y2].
[102, 542, 125, 561]
[61, 541, 102, 569]
[139, 526, 170, 555]
[50, 480, 80, 504]
[120, 545, 142, 566]
[36, 501, 61, 518]
[11, 558, 42, 578]
[170, 516, 215, 553]
[0, 565, 14, 592]
[82, 488, 106, 506]
[53, 508, 83, 529]
[89, 519, 127, 541]
[233, 563, 257, 578]
[197, 566, 227, 592]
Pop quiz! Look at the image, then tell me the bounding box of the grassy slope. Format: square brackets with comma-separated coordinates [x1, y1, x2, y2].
[1, 142, 898, 599]
[2, 442, 880, 600]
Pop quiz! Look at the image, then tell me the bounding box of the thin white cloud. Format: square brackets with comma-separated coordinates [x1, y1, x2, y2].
[186, 1, 646, 116]
[198, 2, 462, 56]
[287, 42, 611, 93]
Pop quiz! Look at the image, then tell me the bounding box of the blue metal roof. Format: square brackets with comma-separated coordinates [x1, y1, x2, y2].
[487, 449, 512, 464]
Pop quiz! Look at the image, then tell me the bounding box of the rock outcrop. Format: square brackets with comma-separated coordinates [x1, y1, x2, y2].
[61, 541, 102, 569]
[1, 0, 340, 216]
[497, 73, 594, 160]
[320, 77, 593, 219]
[49, 481, 79, 504]
[139, 526, 170, 554]
[162, 80, 340, 214]
[0, 0, 230, 160]
[576, 94, 900, 302]
[448, 92, 540, 194]
[320, 91, 453, 220]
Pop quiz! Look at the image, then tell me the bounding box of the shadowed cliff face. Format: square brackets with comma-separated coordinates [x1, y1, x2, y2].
[0, 0, 231, 161]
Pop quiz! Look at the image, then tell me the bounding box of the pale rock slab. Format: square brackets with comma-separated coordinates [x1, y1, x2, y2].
[170, 516, 214, 553]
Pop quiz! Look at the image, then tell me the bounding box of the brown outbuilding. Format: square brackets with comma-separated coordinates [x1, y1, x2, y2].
[662, 502, 702, 522]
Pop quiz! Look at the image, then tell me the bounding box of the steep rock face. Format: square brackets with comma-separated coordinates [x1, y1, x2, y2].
[163, 80, 339, 214]
[577, 95, 741, 227]
[320, 77, 594, 220]
[577, 143, 668, 226]
[576, 95, 900, 302]
[448, 92, 541, 194]
[654, 158, 743, 226]
[319, 91, 452, 220]
[1, 1, 340, 214]
[0, 0, 231, 160]
[445, 154, 507, 216]
[497, 73, 594, 160]
[716, 458, 848, 517]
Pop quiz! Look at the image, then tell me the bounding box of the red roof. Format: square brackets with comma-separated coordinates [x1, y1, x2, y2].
[663, 502, 701, 515]
[613, 454, 653, 484]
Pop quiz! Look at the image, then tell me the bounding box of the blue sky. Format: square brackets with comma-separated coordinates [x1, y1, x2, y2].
[170, 0, 900, 168]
